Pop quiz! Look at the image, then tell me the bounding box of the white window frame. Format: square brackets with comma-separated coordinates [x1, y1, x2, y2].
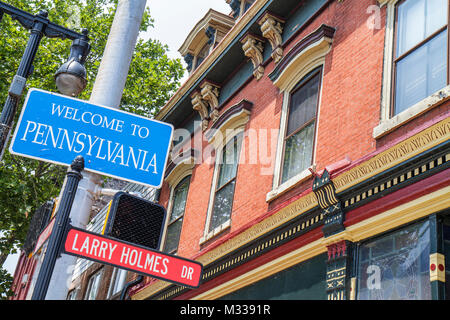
[107, 267, 128, 299]
[373, 0, 450, 138]
[200, 108, 250, 244]
[267, 36, 330, 202]
[161, 172, 192, 254]
[84, 269, 103, 300]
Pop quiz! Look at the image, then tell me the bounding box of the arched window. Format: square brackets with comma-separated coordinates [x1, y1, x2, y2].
[164, 175, 191, 254]
[200, 102, 250, 243]
[208, 132, 243, 233]
[267, 24, 332, 201]
[281, 67, 322, 184]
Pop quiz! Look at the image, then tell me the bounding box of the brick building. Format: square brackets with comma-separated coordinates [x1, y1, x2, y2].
[128, 0, 450, 300]
[12, 0, 450, 300]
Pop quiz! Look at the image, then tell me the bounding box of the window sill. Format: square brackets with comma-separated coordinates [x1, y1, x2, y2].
[199, 219, 231, 245]
[373, 85, 450, 139]
[266, 167, 313, 202]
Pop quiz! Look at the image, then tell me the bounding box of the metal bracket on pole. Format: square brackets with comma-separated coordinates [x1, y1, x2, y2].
[8, 75, 27, 98]
[92, 185, 143, 198]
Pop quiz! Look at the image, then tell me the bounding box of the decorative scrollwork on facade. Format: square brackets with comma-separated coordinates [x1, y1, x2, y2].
[241, 33, 265, 80]
[258, 12, 285, 63]
[200, 80, 221, 123]
[190, 91, 210, 131]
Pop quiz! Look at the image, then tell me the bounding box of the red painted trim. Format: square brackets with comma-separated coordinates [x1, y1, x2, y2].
[133, 167, 450, 298]
[330, 111, 450, 179]
[175, 168, 450, 300]
[174, 227, 323, 300]
[345, 167, 450, 227]
[191, 187, 316, 261]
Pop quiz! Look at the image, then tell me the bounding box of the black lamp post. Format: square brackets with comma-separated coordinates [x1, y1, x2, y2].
[0, 2, 91, 160]
[31, 156, 85, 300]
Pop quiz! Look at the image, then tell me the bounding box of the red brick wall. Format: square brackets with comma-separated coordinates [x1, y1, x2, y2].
[157, 0, 447, 260]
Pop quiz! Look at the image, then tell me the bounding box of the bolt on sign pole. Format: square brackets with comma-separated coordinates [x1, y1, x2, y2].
[31, 156, 84, 300]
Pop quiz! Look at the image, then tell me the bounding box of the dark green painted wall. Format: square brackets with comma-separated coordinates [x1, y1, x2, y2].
[220, 253, 327, 300]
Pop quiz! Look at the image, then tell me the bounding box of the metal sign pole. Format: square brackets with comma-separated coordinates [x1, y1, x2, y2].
[31, 156, 84, 300]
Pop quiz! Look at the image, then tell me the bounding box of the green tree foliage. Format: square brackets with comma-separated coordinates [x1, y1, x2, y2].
[0, 0, 184, 299]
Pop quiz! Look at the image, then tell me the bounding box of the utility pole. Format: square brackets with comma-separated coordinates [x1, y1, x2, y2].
[44, 0, 148, 299]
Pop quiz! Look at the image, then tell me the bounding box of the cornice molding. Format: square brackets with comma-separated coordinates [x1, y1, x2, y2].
[269, 24, 335, 90]
[377, 0, 397, 6]
[190, 90, 210, 131]
[333, 117, 450, 193]
[200, 80, 221, 122]
[164, 148, 200, 187]
[178, 9, 235, 56]
[155, 0, 271, 122]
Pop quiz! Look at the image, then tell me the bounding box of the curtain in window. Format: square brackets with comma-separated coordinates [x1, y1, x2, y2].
[281, 70, 320, 184]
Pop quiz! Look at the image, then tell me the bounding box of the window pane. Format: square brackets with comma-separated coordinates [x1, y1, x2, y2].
[164, 176, 190, 253]
[395, 30, 447, 115]
[109, 268, 127, 297]
[286, 72, 320, 136]
[281, 121, 315, 184]
[164, 218, 183, 253]
[357, 221, 431, 300]
[426, 0, 448, 38]
[85, 271, 102, 300]
[397, 0, 425, 56]
[397, 0, 447, 57]
[217, 133, 243, 189]
[170, 176, 190, 222]
[210, 180, 236, 231]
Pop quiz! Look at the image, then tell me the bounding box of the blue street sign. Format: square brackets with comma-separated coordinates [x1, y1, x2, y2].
[10, 89, 173, 188]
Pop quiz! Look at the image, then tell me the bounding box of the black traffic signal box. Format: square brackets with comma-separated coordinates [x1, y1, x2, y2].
[103, 192, 166, 250]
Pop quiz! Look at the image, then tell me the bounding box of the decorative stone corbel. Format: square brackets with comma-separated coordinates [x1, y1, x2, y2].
[240, 33, 265, 80]
[191, 91, 209, 131]
[258, 12, 285, 63]
[200, 80, 221, 122]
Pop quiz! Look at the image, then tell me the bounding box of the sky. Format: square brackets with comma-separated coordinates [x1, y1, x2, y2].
[143, 0, 231, 83]
[3, 0, 232, 277]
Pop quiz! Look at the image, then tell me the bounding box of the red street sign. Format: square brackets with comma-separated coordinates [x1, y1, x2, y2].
[64, 227, 203, 288]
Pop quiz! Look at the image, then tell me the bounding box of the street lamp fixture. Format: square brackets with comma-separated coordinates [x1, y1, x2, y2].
[55, 29, 91, 97]
[0, 2, 91, 161]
